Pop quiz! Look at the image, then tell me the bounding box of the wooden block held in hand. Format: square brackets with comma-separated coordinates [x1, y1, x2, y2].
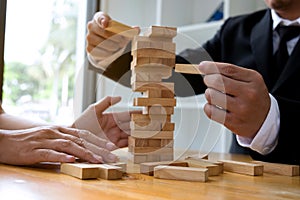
[220, 160, 263, 176]
[154, 165, 208, 182]
[175, 64, 204, 75]
[140, 161, 189, 176]
[252, 160, 300, 176]
[105, 20, 139, 38]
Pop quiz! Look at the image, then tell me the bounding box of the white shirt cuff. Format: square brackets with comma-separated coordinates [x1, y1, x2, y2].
[237, 94, 280, 155]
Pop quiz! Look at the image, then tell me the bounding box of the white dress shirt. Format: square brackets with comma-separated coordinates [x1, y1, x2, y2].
[237, 10, 300, 155]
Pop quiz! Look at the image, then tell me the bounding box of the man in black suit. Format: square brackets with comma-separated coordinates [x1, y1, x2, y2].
[86, 0, 300, 164]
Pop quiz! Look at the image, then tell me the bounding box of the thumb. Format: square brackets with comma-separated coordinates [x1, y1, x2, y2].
[95, 96, 121, 113]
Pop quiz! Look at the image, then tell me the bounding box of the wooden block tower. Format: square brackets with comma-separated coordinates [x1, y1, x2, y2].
[129, 26, 177, 163]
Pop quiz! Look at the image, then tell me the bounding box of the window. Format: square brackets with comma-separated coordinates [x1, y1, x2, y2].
[2, 0, 94, 125]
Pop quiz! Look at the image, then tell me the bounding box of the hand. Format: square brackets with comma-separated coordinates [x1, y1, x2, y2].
[86, 11, 135, 62]
[73, 96, 141, 148]
[198, 61, 271, 139]
[0, 126, 119, 165]
[94, 96, 142, 148]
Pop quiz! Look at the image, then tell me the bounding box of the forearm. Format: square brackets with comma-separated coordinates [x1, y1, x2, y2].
[0, 112, 48, 130]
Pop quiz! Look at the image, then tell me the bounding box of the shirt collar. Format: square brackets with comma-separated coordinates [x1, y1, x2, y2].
[271, 9, 300, 30]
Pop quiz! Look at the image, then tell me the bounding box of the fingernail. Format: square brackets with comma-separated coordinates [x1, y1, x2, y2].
[65, 155, 75, 162]
[107, 154, 118, 162]
[106, 142, 118, 151]
[92, 155, 103, 163]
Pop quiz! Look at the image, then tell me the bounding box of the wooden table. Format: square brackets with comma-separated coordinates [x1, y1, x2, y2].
[1, 148, 299, 200]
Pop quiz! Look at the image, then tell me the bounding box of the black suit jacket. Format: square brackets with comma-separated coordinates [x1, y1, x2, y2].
[91, 9, 300, 164]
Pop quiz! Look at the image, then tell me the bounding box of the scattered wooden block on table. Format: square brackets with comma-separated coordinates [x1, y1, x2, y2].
[60, 163, 124, 180]
[107, 162, 127, 174]
[185, 153, 209, 160]
[175, 64, 204, 75]
[60, 163, 101, 180]
[97, 164, 123, 180]
[252, 160, 300, 176]
[154, 165, 208, 182]
[220, 160, 263, 176]
[185, 159, 221, 176]
[185, 155, 224, 174]
[140, 161, 189, 176]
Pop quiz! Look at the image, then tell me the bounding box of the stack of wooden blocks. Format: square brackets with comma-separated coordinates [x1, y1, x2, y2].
[128, 26, 177, 164]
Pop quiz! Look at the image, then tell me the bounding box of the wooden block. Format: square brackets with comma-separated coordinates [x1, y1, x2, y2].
[105, 20, 139, 38]
[60, 163, 100, 180]
[160, 89, 175, 98]
[132, 48, 175, 59]
[131, 113, 171, 123]
[129, 151, 174, 164]
[185, 159, 220, 176]
[142, 89, 175, 99]
[131, 65, 172, 79]
[130, 120, 160, 131]
[128, 154, 148, 164]
[175, 64, 204, 74]
[132, 82, 174, 93]
[130, 57, 175, 70]
[134, 97, 176, 107]
[132, 38, 176, 53]
[143, 106, 174, 115]
[130, 130, 174, 139]
[252, 160, 300, 176]
[154, 165, 208, 182]
[185, 153, 209, 160]
[97, 164, 123, 180]
[107, 162, 127, 174]
[159, 154, 174, 162]
[149, 58, 176, 67]
[140, 161, 189, 176]
[220, 160, 263, 176]
[185, 155, 224, 174]
[131, 71, 163, 82]
[161, 122, 175, 131]
[128, 136, 162, 147]
[143, 89, 162, 98]
[130, 121, 175, 131]
[128, 146, 173, 154]
[144, 26, 177, 39]
[160, 139, 174, 148]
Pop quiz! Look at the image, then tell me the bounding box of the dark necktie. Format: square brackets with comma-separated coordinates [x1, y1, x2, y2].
[273, 25, 300, 81]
